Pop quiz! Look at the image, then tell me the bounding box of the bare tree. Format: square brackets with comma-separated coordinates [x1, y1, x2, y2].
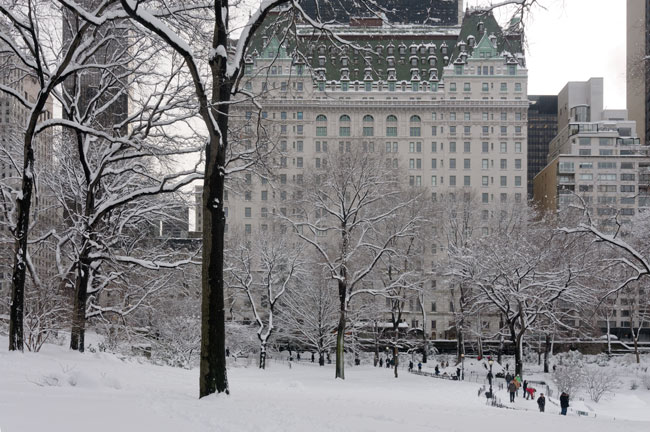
[276, 265, 338, 366]
[227, 231, 304, 369]
[284, 148, 421, 379]
[450, 208, 590, 377]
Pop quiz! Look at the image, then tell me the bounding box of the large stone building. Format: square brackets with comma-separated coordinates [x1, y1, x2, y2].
[627, 0, 650, 146]
[197, 8, 528, 346]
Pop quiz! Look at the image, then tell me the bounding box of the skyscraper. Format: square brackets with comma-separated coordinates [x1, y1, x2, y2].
[527, 95, 558, 198]
[626, 0, 650, 145]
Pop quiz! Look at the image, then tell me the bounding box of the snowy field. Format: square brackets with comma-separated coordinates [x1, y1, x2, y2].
[1, 340, 650, 432]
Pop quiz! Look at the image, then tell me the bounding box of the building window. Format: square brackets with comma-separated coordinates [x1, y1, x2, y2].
[386, 115, 398, 136]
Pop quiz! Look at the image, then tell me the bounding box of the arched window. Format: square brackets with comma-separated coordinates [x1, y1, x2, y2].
[386, 115, 398, 137]
[316, 115, 327, 137]
[363, 115, 374, 137]
[339, 114, 351, 136]
[410, 115, 421, 137]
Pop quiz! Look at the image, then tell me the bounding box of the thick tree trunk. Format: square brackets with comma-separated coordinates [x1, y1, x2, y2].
[335, 306, 346, 379]
[8, 146, 35, 352]
[422, 333, 428, 363]
[70, 258, 90, 352]
[605, 318, 612, 356]
[393, 344, 399, 378]
[259, 341, 267, 369]
[456, 326, 465, 363]
[512, 329, 524, 377]
[633, 331, 640, 364]
[199, 127, 229, 397]
[543, 333, 551, 373]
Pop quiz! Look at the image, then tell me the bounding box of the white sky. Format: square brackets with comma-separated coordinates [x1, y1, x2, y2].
[465, 0, 627, 109]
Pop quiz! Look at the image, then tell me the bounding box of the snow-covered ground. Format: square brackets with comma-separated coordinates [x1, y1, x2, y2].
[1, 340, 649, 432]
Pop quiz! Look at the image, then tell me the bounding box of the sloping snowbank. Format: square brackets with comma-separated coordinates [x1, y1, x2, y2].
[0, 340, 649, 432]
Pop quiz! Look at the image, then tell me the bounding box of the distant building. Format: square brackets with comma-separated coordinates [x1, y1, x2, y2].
[198, 7, 529, 344]
[160, 205, 190, 239]
[534, 78, 649, 224]
[299, 0, 463, 26]
[527, 95, 557, 198]
[626, 0, 650, 145]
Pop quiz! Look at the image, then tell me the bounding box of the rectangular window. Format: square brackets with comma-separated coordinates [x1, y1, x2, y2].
[482, 83, 489, 92]
[339, 127, 350, 136]
[500, 176, 507, 187]
[464, 83, 471, 91]
[515, 176, 522, 186]
[482, 193, 489, 203]
[450, 142, 456, 153]
[500, 142, 507, 153]
[244, 207, 252, 218]
[500, 159, 507, 170]
[431, 142, 437, 153]
[464, 176, 471, 186]
[482, 142, 489, 153]
[431, 175, 437, 187]
[515, 159, 522, 169]
[316, 127, 327, 136]
[482, 176, 489, 186]
[449, 175, 456, 186]
[482, 159, 488, 169]
[515, 142, 522, 153]
[464, 159, 471, 169]
[387, 126, 397, 136]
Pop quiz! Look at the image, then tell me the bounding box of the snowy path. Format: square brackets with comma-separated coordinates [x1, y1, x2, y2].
[1, 344, 649, 432]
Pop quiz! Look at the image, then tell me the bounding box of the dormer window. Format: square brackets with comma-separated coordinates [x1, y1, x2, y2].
[318, 45, 326, 55]
[387, 44, 394, 55]
[399, 44, 406, 55]
[387, 57, 395, 67]
[341, 57, 348, 67]
[376, 45, 383, 56]
[410, 57, 418, 67]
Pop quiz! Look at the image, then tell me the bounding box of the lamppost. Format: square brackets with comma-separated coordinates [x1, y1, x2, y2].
[488, 359, 494, 398]
[460, 353, 465, 380]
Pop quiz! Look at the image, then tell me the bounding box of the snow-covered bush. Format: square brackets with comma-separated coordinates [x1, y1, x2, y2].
[642, 374, 650, 390]
[583, 366, 619, 402]
[630, 380, 639, 390]
[553, 352, 584, 396]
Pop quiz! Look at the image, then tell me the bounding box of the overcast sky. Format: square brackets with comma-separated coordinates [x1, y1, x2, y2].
[465, 0, 627, 109]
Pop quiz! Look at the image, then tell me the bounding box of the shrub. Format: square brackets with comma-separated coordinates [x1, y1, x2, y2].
[583, 366, 619, 402]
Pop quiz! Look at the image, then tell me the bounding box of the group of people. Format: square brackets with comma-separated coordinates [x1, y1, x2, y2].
[498, 371, 569, 415]
[407, 360, 423, 372]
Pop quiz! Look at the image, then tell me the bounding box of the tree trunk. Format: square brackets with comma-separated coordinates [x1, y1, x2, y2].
[8, 145, 35, 352]
[70, 258, 90, 352]
[422, 333, 428, 363]
[259, 341, 267, 369]
[335, 306, 346, 379]
[456, 326, 465, 363]
[605, 318, 612, 356]
[513, 330, 524, 377]
[633, 330, 640, 364]
[393, 344, 399, 378]
[199, 123, 229, 397]
[543, 333, 551, 373]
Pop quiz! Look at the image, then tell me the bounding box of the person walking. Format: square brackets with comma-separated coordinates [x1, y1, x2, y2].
[379, 358, 383, 368]
[508, 380, 517, 403]
[409, 360, 414, 372]
[487, 370, 493, 387]
[435, 365, 440, 375]
[418, 362, 422, 372]
[560, 392, 570, 415]
[311, 352, 315, 363]
[522, 380, 528, 396]
[537, 393, 546, 412]
[505, 372, 513, 387]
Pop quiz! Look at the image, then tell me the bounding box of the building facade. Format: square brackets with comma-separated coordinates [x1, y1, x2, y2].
[626, 0, 650, 146]
[527, 95, 558, 198]
[197, 9, 528, 345]
[533, 78, 648, 223]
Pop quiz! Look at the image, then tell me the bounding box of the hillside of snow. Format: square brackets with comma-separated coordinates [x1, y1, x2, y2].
[1, 339, 649, 432]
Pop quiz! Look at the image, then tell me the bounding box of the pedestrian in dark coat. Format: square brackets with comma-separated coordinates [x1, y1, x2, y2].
[508, 381, 517, 403]
[487, 371, 493, 386]
[435, 365, 440, 375]
[560, 392, 570, 415]
[456, 367, 461, 380]
[418, 362, 422, 372]
[537, 393, 546, 412]
[523, 380, 528, 395]
[409, 360, 414, 372]
[379, 358, 383, 367]
[311, 353, 315, 363]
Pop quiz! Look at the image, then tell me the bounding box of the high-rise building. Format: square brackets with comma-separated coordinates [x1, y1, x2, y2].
[527, 95, 558, 198]
[206, 8, 529, 344]
[534, 78, 649, 223]
[299, 0, 463, 25]
[626, 0, 650, 145]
